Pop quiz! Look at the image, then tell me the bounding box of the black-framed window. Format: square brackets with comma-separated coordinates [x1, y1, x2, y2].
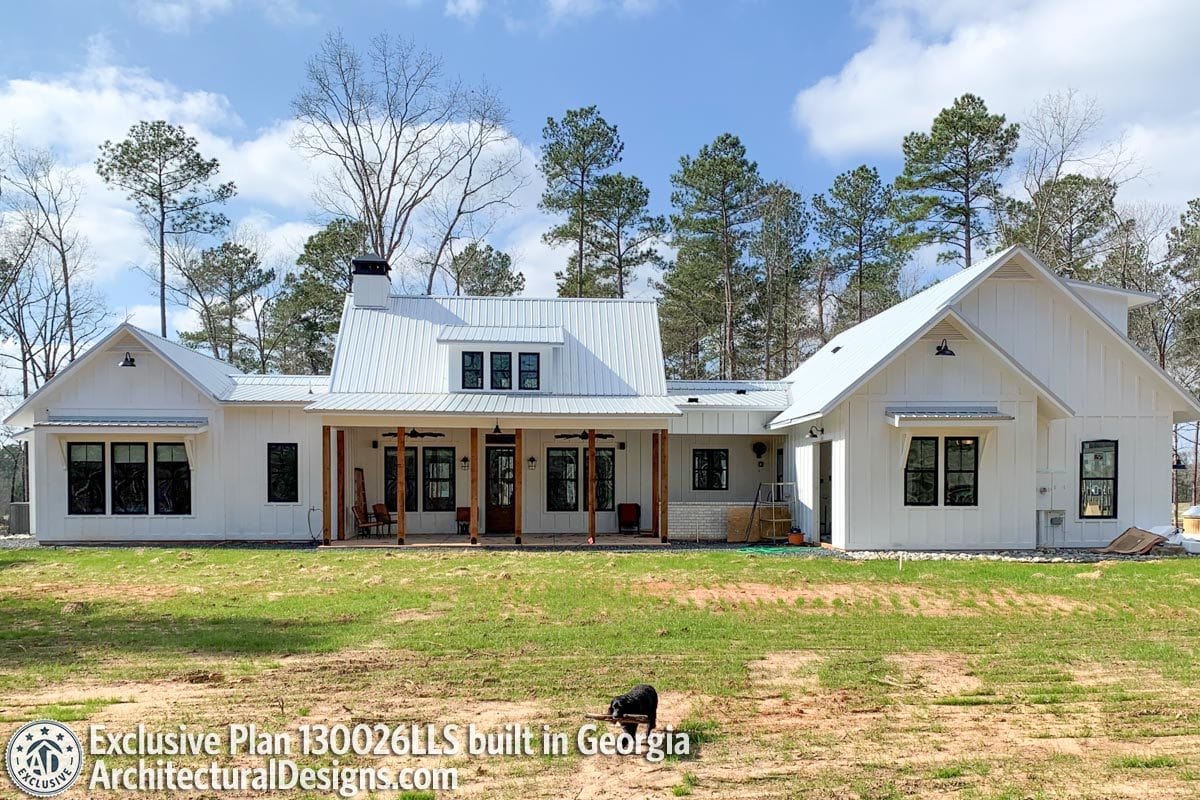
[583, 448, 616, 511]
[423, 447, 456, 512]
[385, 446, 418, 513]
[154, 443, 191, 515]
[267, 443, 299, 504]
[944, 437, 978, 507]
[67, 443, 105, 515]
[111, 443, 148, 515]
[490, 352, 512, 390]
[904, 437, 938, 506]
[1080, 440, 1118, 519]
[462, 351, 483, 389]
[546, 447, 578, 511]
[519, 352, 540, 391]
[692, 449, 728, 491]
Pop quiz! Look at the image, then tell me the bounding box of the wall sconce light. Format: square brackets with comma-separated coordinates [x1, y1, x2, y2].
[492, 420, 502, 435]
[1173, 451, 1188, 470]
[807, 425, 824, 439]
[118, 351, 137, 367]
[935, 338, 956, 357]
[527, 456, 537, 470]
[460, 455, 470, 471]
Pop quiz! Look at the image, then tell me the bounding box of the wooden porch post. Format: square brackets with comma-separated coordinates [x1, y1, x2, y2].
[587, 429, 597, 545]
[336, 429, 346, 540]
[660, 428, 669, 543]
[469, 428, 479, 544]
[321, 425, 331, 545]
[514, 428, 523, 545]
[395, 427, 406, 545]
[651, 431, 660, 537]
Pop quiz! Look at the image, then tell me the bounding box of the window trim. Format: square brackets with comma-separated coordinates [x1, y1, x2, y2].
[422, 446, 456, 512]
[546, 447, 579, 512]
[582, 447, 616, 512]
[266, 442, 300, 504]
[67, 442, 106, 516]
[691, 448, 729, 491]
[1079, 439, 1118, 520]
[943, 436, 979, 508]
[903, 436, 939, 507]
[518, 352, 540, 391]
[153, 442, 192, 516]
[111, 442, 149, 516]
[461, 351, 483, 390]
[490, 351, 513, 390]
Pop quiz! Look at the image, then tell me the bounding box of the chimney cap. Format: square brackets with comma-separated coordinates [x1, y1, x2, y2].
[352, 254, 390, 276]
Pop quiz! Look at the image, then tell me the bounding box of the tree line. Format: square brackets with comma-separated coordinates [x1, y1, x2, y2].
[1, 32, 1199, 502]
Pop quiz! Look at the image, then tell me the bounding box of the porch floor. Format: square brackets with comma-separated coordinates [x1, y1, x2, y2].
[323, 532, 668, 549]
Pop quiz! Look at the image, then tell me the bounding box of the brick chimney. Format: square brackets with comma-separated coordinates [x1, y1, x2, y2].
[351, 254, 392, 309]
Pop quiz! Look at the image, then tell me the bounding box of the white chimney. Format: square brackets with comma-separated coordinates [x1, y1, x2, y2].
[351, 254, 392, 308]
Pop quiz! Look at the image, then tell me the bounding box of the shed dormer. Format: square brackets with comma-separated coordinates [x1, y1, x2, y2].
[1063, 279, 1158, 336]
[437, 325, 565, 393]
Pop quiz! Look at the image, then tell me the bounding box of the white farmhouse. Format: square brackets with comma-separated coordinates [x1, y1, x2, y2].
[7, 245, 1197, 549]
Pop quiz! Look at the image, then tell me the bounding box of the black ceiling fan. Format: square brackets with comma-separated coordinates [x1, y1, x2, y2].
[553, 431, 615, 440]
[382, 429, 445, 439]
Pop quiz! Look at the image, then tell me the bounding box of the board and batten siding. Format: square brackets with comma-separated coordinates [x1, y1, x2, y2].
[955, 276, 1174, 545]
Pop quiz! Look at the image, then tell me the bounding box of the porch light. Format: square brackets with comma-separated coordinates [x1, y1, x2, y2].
[528, 456, 537, 470]
[118, 351, 136, 367]
[935, 338, 956, 357]
[807, 425, 824, 439]
[1174, 451, 1188, 470]
[460, 455, 470, 471]
[492, 420, 502, 435]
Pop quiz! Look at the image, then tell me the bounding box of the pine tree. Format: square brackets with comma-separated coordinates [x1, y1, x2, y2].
[898, 94, 1019, 267]
[177, 241, 274, 367]
[749, 182, 811, 376]
[452, 243, 525, 296]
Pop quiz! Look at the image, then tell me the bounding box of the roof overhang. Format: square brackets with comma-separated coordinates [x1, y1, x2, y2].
[34, 415, 210, 435]
[436, 325, 566, 345]
[885, 406, 1015, 428]
[1064, 278, 1159, 309]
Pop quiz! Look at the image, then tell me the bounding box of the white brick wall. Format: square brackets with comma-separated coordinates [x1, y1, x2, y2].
[667, 501, 755, 541]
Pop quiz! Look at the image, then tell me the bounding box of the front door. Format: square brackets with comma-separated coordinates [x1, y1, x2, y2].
[485, 446, 516, 534]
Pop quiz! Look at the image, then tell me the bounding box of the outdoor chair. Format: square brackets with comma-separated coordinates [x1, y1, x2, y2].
[617, 503, 641, 533]
[455, 506, 471, 535]
[372, 503, 393, 537]
[352, 505, 389, 538]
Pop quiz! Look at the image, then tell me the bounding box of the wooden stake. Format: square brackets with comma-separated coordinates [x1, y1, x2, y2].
[336, 429, 346, 541]
[396, 427, 406, 545]
[514, 428, 523, 545]
[660, 428, 669, 543]
[321, 425, 331, 545]
[651, 431, 660, 537]
[469, 428, 479, 544]
[587, 429, 597, 545]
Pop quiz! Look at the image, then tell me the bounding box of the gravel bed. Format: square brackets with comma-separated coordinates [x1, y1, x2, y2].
[0, 534, 37, 549]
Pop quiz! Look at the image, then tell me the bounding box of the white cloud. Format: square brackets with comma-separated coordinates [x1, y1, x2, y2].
[445, 0, 485, 20]
[120, 304, 202, 339]
[792, 0, 1200, 208]
[129, 0, 318, 32]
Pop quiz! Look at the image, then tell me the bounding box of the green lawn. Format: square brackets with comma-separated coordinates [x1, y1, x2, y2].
[1, 547, 1198, 798]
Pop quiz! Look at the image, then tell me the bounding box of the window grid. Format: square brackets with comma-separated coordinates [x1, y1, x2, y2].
[519, 352, 540, 391]
[546, 447, 578, 511]
[422, 447, 456, 512]
[111, 442, 148, 515]
[1080, 440, 1118, 519]
[490, 352, 512, 390]
[692, 449, 729, 491]
[461, 351, 483, 390]
[943, 437, 979, 507]
[903, 437, 938, 507]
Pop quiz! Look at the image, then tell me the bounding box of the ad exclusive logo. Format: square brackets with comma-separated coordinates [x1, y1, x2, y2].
[5, 720, 84, 797]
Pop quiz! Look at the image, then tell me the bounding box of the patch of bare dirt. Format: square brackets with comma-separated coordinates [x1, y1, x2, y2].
[0, 581, 181, 603]
[636, 580, 1094, 616]
[888, 652, 983, 696]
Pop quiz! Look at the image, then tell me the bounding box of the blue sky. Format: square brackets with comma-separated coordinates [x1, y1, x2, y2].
[1, 0, 1197, 334]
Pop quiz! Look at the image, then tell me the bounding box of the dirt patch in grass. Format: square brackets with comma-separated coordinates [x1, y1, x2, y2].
[0, 581, 181, 603]
[888, 652, 983, 696]
[637, 580, 1094, 616]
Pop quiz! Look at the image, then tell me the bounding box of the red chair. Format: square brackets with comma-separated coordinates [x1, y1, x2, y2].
[617, 503, 640, 533]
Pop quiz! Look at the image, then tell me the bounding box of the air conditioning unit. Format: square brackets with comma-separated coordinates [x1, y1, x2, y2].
[1037, 509, 1065, 548]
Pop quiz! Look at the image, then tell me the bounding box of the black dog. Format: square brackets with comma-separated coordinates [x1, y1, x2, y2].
[608, 684, 658, 736]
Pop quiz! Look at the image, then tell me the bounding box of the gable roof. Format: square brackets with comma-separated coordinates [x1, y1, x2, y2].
[769, 245, 1199, 429]
[329, 295, 667, 397]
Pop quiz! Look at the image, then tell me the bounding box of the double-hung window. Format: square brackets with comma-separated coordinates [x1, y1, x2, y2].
[154, 443, 191, 515]
[384, 446, 418, 513]
[903, 437, 938, 506]
[519, 353, 540, 390]
[423, 447, 456, 512]
[582, 448, 616, 511]
[67, 443, 105, 515]
[1080, 440, 1118, 519]
[692, 449, 728, 491]
[111, 443, 148, 515]
[944, 437, 978, 506]
[490, 352, 512, 390]
[461, 351, 483, 390]
[546, 447, 578, 511]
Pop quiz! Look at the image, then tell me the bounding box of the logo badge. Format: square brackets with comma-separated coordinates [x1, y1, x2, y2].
[5, 720, 83, 797]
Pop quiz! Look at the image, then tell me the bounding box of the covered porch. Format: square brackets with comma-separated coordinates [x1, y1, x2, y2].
[316, 417, 674, 546]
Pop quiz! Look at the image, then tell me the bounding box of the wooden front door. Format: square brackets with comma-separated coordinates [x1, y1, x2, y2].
[485, 446, 516, 534]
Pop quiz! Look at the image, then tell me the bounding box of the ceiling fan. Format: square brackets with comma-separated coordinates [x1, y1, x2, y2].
[553, 431, 615, 440]
[382, 429, 445, 439]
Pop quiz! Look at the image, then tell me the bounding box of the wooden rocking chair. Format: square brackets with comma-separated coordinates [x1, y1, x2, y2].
[352, 505, 389, 538]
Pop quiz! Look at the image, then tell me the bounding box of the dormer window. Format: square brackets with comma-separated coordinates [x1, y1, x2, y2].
[490, 353, 512, 390]
[519, 353, 540, 391]
[462, 352, 483, 390]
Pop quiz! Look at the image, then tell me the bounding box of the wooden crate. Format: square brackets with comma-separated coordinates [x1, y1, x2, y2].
[726, 505, 792, 543]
